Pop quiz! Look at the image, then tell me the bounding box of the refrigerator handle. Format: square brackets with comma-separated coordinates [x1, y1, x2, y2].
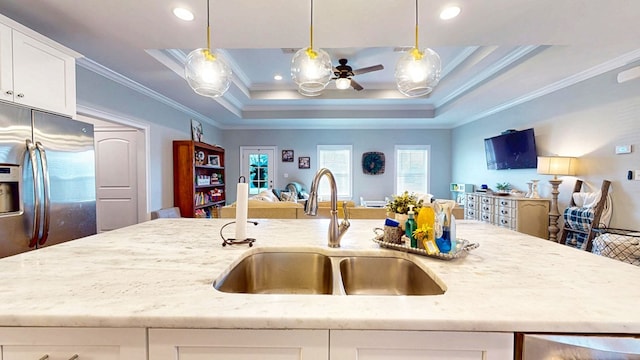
[26, 139, 41, 248]
[36, 141, 51, 246]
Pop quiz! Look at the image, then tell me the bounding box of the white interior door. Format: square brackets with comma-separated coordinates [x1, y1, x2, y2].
[240, 146, 276, 195]
[95, 129, 138, 232]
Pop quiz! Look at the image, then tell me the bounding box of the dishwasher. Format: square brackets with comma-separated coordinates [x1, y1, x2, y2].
[518, 333, 640, 359]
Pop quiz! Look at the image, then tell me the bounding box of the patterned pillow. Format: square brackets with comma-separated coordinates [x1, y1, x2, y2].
[279, 191, 297, 202]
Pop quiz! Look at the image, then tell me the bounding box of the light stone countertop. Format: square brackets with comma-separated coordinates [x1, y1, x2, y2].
[0, 218, 639, 333]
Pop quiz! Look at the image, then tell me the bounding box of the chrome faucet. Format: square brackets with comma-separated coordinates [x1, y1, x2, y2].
[305, 168, 350, 248]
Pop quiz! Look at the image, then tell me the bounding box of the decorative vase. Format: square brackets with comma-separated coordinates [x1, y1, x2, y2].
[530, 180, 540, 199]
[525, 182, 533, 198]
[394, 213, 409, 230]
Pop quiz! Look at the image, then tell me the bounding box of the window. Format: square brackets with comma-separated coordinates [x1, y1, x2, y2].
[317, 145, 352, 200]
[395, 145, 430, 195]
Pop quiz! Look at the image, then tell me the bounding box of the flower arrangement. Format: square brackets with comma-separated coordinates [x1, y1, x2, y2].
[385, 191, 423, 214]
[412, 224, 432, 242]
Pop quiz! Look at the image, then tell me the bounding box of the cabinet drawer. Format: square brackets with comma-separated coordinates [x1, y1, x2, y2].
[481, 203, 493, 212]
[466, 194, 478, 203]
[496, 206, 513, 217]
[466, 201, 477, 210]
[497, 198, 514, 207]
[480, 212, 493, 223]
[480, 196, 493, 205]
[465, 208, 477, 219]
[3, 345, 121, 360]
[497, 216, 514, 229]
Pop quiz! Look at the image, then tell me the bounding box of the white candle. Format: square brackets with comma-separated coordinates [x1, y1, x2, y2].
[235, 182, 249, 240]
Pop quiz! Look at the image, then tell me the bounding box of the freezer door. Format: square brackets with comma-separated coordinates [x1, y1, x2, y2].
[32, 111, 96, 247]
[0, 102, 35, 258]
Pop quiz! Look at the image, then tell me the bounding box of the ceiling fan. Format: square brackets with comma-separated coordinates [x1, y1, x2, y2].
[332, 58, 384, 91]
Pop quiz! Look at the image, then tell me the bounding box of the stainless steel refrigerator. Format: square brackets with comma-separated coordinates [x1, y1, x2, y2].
[0, 102, 96, 258]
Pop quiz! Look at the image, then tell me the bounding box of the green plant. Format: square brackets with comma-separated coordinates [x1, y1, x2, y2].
[496, 182, 511, 191]
[385, 191, 424, 214]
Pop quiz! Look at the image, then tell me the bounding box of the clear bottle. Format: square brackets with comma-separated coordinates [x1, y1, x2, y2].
[405, 205, 418, 248]
[436, 214, 452, 253]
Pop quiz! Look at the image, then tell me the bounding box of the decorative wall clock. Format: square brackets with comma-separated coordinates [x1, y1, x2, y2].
[362, 151, 385, 175]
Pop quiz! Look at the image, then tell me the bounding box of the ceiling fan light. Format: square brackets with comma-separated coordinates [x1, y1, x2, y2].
[185, 48, 232, 98]
[395, 47, 441, 97]
[291, 47, 332, 95]
[335, 78, 351, 90]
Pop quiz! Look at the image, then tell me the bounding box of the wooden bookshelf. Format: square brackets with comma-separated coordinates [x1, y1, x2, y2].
[173, 140, 225, 218]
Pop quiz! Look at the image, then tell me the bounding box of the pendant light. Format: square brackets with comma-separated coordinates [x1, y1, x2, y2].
[290, 0, 332, 96]
[184, 0, 232, 98]
[394, 0, 441, 97]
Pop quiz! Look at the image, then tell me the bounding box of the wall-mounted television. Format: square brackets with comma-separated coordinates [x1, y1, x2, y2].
[484, 128, 538, 170]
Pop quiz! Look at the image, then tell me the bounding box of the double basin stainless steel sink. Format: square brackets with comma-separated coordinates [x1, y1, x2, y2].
[213, 249, 446, 296]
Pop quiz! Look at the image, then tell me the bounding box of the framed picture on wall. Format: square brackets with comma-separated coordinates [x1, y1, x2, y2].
[191, 119, 203, 142]
[282, 149, 294, 162]
[298, 156, 310, 169]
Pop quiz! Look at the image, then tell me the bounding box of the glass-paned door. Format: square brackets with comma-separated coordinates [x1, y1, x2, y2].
[240, 146, 276, 195]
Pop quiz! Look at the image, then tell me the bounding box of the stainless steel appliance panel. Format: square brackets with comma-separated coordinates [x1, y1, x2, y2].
[0, 102, 34, 257]
[522, 334, 640, 359]
[32, 111, 96, 248]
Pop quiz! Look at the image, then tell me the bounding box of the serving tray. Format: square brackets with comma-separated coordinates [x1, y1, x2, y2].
[372, 236, 479, 260]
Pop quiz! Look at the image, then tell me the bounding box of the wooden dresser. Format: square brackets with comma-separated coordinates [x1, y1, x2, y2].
[464, 193, 550, 239]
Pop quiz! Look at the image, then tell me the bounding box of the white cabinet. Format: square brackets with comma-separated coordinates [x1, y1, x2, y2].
[330, 330, 514, 360]
[0, 18, 76, 116]
[148, 329, 329, 360]
[465, 193, 550, 239]
[149, 328, 514, 360]
[0, 327, 146, 360]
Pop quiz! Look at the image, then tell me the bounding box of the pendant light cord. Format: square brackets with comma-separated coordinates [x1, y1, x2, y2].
[414, 0, 419, 50]
[206, 0, 211, 51]
[309, 0, 314, 50]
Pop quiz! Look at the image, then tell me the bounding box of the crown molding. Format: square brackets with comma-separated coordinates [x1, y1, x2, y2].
[76, 57, 223, 128]
[457, 48, 640, 127]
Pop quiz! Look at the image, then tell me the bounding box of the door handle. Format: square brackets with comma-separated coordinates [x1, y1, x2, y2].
[26, 139, 41, 248]
[69, 355, 79, 360]
[36, 141, 50, 246]
[39, 355, 49, 360]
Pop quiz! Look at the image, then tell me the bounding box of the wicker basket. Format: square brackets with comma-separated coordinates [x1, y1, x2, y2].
[592, 228, 640, 266]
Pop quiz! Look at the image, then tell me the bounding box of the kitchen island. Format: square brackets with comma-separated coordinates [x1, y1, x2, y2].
[0, 218, 639, 358]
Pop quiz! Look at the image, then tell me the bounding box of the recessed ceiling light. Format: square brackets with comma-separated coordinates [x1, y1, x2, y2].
[273, 74, 283, 81]
[173, 7, 194, 21]
[440, 6, 461, 20]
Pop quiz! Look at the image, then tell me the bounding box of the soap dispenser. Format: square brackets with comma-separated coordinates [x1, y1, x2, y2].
[405, 205, 418, 248]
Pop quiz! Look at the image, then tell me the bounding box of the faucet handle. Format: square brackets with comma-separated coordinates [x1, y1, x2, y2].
[341, 201, 351, 223]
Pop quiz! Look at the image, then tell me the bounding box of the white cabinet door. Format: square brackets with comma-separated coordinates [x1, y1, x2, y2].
[0, 327, 146, 360]
[330, 330, 513, 360]
[0, 22, 13, 102]
[11, 30, 76, 116]
[149, 329, 329, 360]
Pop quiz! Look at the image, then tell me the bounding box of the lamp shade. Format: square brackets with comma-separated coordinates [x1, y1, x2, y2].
[185, 48, 232, 98]
[290, 47, 332, 96]
[537, 156, 577, 177]
[394, 48, 441, 97]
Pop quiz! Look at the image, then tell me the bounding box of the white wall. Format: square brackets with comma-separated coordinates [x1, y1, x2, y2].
[452, 61, 640, 229]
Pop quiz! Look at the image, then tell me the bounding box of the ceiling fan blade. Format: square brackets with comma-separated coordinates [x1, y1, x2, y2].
[350, 79, 364, 91]
[353, 64, 384, 75]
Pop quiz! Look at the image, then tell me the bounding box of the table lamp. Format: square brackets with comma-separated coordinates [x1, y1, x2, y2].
[537, 156, 577, 242]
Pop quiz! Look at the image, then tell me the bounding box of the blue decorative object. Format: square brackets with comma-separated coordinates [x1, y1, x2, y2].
[362, 151, 385, 175]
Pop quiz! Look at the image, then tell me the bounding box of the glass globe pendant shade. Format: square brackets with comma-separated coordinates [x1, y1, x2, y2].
[185, 48, 232, 98]
[335, 77, 351, 90]
[290, 47, 332, 96]
[394, 47, 441, 97]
